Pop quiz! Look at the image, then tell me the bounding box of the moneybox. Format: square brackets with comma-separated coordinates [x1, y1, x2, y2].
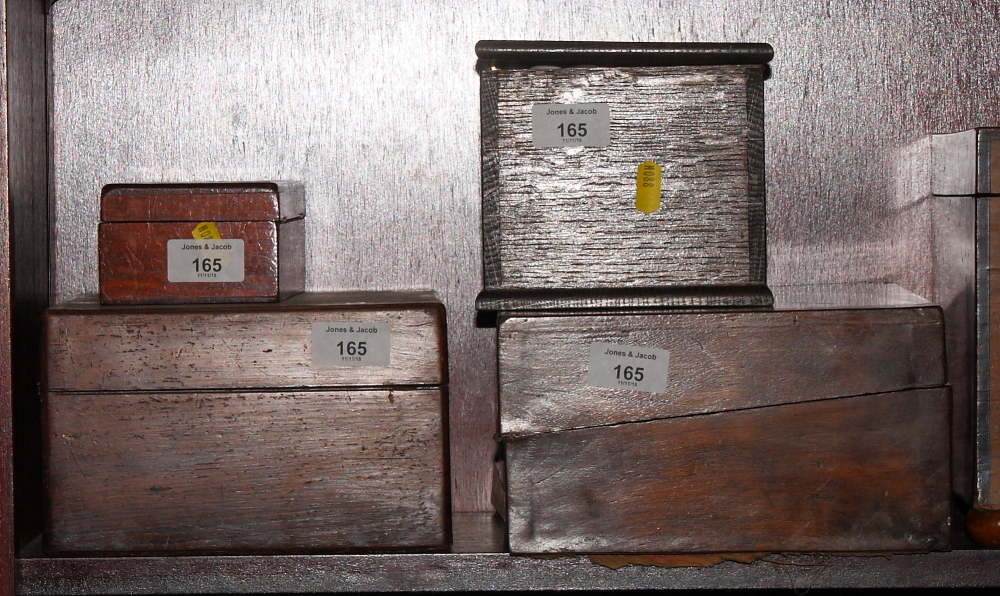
[42, 291, 450, 554]
[98, 182, 305, 305]
[475, 41, 773, 312]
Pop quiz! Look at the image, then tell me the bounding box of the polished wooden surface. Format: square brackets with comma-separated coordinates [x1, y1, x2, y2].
[44, 388, 449, 554]
[100, 182, 304, 222]
[481, 63, 766, 291]
[43, 292, 447, 391]
[98, 219, 304, 304]
[505, 389, 951, 554]
[499, 300, 944, 436]
[967, 508, 1000, 548]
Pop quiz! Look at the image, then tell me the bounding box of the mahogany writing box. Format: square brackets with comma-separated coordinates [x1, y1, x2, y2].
[42, 292, 450, 555]
[495, 284, 951, 553]
[98, 182, 305, 305]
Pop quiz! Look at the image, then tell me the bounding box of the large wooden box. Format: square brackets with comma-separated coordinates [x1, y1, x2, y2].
[42, 292, 449, 554]
[98, 182, 305, 305]
[476, 42, 773, 312]
[496, 284, 951, 553]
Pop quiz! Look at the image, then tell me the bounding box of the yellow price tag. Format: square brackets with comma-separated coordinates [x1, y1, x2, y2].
[192, 222, 222, 240]
[635, 161, 662, 214]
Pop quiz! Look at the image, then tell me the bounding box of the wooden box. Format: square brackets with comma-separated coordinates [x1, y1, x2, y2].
[496, 284, 951, 553]
[42, 292, 450, 554]
[476, 42, 773, 312]
[98, 182, 306, 305]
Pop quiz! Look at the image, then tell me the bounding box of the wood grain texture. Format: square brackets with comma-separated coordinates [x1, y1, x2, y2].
[481, 64, 765, 290]
[44, 292, 447, 391]
[499, 302, 944, 436]
[101, 182, 305, 222]
[988, 196, 1000, 507]
[43, 388, 449, 554]
[15, 548, 1000, 595]
[47, 0, 1000, 513]
[7, 0, 47, 558]
[98, 219, 304, 304]
[0, 1, 12, 592]
[505, 388, 952, 554]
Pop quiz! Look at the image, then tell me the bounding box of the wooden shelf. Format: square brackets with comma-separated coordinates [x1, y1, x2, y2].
[15, 515, 1000, 594]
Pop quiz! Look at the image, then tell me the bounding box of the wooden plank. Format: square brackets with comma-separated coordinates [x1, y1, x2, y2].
[100, 182, 304, 222]
[14, 548, 1000, 595]
[481, 63, 766, 292]
[43, 292, 447, 391]
[43, 388, 449, 554]
[505, 388, 952, 554]
[499, 303, 944, 436]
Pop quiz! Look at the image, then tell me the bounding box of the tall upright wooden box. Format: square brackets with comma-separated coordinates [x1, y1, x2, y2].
[42, 292, 450, 554]
[476, 42, 773, 312]
[495, 284, 951, 553]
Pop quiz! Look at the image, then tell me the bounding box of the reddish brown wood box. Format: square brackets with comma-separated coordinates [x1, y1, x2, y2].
[42, 292, 450, 555]
[496, 284, 952, 554]
[98, 182, 305, 305]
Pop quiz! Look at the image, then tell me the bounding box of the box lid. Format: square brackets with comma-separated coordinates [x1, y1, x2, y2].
[498, 283, 944, 437]
[100, 182, 305, 222]
[475, 40, 773, 71]
[43, 291, 446, 392]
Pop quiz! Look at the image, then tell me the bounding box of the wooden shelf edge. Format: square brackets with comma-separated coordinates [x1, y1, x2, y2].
[15, 549, 1000, 593]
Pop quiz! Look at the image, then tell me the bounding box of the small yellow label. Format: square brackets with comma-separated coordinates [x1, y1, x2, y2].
[192, 222, 222, 240]
[635, 161, 662, 214]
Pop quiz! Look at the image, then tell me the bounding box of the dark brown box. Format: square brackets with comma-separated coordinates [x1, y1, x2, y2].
[497, 284, 952, 553]
[98, 182, 305, 305]
[42, 292, 450, 555]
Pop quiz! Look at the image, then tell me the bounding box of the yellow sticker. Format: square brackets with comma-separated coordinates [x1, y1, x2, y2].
[192, 222, 222, 240]
[635, 161, 662, 214]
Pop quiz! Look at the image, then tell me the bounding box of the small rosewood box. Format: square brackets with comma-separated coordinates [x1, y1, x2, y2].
[98, 182, 305, 305]
[42, 292, 450, 555]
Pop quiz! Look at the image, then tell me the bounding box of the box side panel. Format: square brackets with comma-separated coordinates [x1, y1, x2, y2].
[481, 72, 503, 289]
[746, 65, 766, 284]
[499, 307, 945, 436]
[506, 388, 951, 554]
[99, 221, 280, 304]
[44, 303, 446, 391]
[491, 65, 753, 290]
[43, 389, 449, 554]
[277, 217, 305, 300]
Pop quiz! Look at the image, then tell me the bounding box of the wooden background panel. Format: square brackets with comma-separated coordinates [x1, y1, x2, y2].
[49, 0, 1000, 511]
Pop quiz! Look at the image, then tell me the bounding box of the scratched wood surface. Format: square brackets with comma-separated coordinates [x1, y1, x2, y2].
[504, 388, 952, 554]
[498, 300, 945, 436]
[98, 219, 304, 304]
[43, 292, 447, 392]
[481, 64, 765, 291]
[43, 388, 449, 554]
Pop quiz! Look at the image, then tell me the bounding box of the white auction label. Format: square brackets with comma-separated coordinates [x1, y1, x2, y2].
[311, 322, 391, 367]
[532, 103, 610, 148]
[586, 342, 669, 393]
[166, 239, 245, 282]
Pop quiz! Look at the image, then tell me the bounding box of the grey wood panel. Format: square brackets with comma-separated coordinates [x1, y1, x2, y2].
[44, 389, 449, 553]
[14, 547, 1000, 594]
[44, 293, 446, 391]
[499, 301, 944, 436]
[49, 0, 1000, 512]
[505, 389, 951, 554]
[481, 64, 763, 289]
